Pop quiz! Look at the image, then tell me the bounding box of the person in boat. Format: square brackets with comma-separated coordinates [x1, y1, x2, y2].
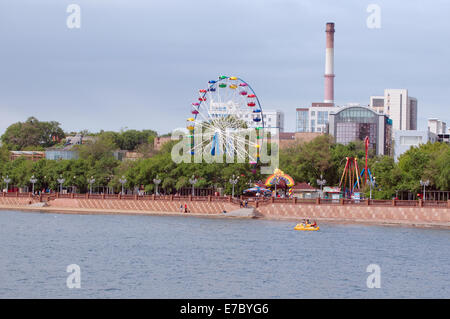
[311, 220, 317, 227]
[306, 219, 310, 225]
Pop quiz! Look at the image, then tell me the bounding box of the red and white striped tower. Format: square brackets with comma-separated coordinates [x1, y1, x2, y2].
[324, 22, 335, 104]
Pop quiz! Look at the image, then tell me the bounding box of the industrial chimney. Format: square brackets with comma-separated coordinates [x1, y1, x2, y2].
[324, 22, 335, 104]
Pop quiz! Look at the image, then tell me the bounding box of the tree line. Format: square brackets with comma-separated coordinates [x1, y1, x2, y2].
[0, 117, 449, 198]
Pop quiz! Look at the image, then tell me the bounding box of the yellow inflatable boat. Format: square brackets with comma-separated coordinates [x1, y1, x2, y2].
[294, 223, 320, 231]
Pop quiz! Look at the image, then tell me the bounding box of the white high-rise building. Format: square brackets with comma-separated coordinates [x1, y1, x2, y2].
[369, 89, 417, 131]
[296, 103, 339, 133]
[239, 109, 284, 134]
[394, 130, 438, 161]
[428, 118, 447, 135]
[206, 102, 283, 134]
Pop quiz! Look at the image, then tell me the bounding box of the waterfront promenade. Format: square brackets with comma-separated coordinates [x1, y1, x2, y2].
[0, 192, 449, 228]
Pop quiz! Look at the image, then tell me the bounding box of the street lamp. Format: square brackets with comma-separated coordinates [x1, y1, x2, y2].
[273, 176, 280, 197]
[229, 174, 239, 198]
[368, 177, 376, 200]
[420, 179, 430, 201]
[107, 174, 114, 194]
[57, 175, 65, 193]
[88, 176, 95, 194]
[119, 175, 127, 195]
[3, 175, 11, 192]
[189, 175, 198, 196]
[72, 176, 77, 193]
[30, 175, 37, 194]
[316, 174, 326, 198]
[153, 175, 161, 195]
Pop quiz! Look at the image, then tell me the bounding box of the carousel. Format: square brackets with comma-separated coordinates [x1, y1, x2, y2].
[264, 168, 295, 197]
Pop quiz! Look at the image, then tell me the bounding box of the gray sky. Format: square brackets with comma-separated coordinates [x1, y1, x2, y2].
[0, 0, 449, 135]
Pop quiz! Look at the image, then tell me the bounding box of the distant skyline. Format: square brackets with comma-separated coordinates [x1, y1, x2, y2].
[1, 0, 449, 135]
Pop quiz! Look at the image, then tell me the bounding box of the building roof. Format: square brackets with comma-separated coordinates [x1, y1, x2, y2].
[10, 151, 45, 155]
[292, 182, 317, 190]
[279, 132, 296, 140]
[311, 102, 335, 107]
[323, 186, 341, 193]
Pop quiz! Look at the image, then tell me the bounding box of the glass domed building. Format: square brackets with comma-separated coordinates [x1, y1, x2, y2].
[328, 106, 392, 156]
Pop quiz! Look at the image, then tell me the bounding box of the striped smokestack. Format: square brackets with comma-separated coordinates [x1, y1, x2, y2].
[324, 22, 335, 104]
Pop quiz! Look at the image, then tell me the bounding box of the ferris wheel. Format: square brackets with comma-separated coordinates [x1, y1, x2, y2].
[186, 76, 264, 164]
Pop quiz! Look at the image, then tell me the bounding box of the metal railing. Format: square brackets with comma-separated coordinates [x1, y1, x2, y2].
[1, 192, 448, 208]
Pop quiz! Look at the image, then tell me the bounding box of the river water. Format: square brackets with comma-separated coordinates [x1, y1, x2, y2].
[0, 210, 449, 298]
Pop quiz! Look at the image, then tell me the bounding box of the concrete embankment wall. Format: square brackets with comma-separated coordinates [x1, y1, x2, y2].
[0, 197, 37, 207]
[47, 198, 238, 214]
[256, 203, 450, 225]
[1, 197, 449, 227]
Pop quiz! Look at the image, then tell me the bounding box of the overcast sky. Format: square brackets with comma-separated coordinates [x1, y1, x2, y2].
[0, 0, 449, 135]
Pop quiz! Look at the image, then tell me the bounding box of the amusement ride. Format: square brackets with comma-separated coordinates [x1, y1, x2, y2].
[186, 76, 265, 164]
[338, 136, 376, 198]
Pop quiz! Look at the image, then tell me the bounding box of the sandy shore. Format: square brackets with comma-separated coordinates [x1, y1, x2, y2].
[1, 204, 449, 229]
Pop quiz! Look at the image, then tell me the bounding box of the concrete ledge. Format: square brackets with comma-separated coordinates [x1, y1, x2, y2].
[223, 208, 260, 218]
[1, 197, 449, 229]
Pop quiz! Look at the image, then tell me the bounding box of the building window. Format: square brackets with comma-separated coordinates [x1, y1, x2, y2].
[400, 136, 422, 145]
[334, 107, 379, 152]
[317, 111, 328, 125]
[296, 110, 309, 132]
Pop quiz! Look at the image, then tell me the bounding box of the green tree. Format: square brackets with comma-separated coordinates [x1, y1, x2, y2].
[1, 117, 65, 150]
[77, 134, 117, 161]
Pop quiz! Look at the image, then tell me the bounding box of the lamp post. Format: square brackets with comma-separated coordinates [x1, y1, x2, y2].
[153, 175, 161, 195]
[273, 176, 280, 197]
[43, 175, 47, 193]
[107, 174, 114, 194]
[229, 174, 239, 198]
[30, 175, 37, 194]
[369, 177, 376, 200]
[88, 176, 95, 194]
[3, 175, 11, 192]
[119, 176, 127, 195]
[316, 174, 326, 198]
[189, 175, 198, 196]
[72, 176, 77, 193]
[57, 175, 65, 193]
[420, 179, 430, 201]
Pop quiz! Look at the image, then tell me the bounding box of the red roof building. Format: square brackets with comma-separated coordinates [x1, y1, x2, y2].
[292, 182, 320, 199]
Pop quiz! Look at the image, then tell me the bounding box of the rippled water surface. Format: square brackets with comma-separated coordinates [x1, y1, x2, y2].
[0, 210, 449, 298]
